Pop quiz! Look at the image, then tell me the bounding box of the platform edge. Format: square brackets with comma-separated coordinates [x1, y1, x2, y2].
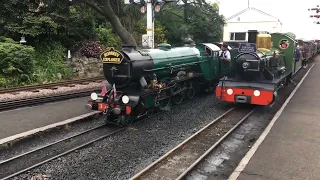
[228, 63, 315, 180]
[0, 111, 101, 146]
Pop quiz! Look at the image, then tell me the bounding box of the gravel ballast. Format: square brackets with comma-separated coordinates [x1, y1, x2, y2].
[11, 92, 232, 180]
[7, 59, 316, 180]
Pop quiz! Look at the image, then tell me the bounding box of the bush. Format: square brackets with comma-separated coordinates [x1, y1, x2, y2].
[94, 26, 121, 49]
[31, 42, 73, 84]
[0, 38, 35, 87]
[71, 40, 105, 58]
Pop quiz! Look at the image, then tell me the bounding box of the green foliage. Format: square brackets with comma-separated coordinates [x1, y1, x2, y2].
[94, 26, 121, 49]
[1, 1, 97, 48]
[0, 36, 16, 43]
[186, 3, 225, 43]
[31, 42, 73, 84]
[154, 21, 168, 44]
[157, 2, 225, 46]
[157, 5, 185, 46]
[135, 19, 168, 46]
[0, 37, 35, 87]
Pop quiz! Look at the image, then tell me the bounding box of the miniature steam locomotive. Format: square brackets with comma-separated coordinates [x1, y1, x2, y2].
[216, 30, 318, 106]
[86, 44, 232, 126]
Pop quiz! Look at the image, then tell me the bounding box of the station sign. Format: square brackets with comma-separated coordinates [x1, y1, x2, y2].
[238, 43, 257, 53]
[100, 47, 124, 64]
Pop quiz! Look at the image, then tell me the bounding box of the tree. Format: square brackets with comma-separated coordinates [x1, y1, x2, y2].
[158, 1, 225, 45]
[0, 0, 97, 47]
[1, 0, 138, 47]
[84, 0, 137, 46]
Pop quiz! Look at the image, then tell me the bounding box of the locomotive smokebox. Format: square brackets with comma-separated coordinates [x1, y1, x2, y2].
[248, 30, 259, 44]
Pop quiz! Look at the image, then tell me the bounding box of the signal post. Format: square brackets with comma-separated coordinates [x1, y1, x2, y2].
[124, 0, 175, 48]
[308, 5, 320, 24]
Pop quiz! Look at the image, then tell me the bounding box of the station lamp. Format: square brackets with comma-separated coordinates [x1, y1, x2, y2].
[19, 36, 27, 44]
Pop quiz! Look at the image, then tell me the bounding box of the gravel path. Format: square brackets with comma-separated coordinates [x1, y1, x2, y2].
[12, 92, 232, 180]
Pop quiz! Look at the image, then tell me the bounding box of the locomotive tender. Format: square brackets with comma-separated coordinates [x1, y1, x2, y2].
[216, 30, 318, 106]
[86, 43, 232, 126]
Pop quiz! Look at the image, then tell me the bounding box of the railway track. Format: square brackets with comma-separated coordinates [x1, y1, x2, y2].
[0, 77, 105, 111]
[0, 76, 104, 94]
[0, 123, 123, 180]
[130, 106, 256, 180]
[0, 90, 99, 111]
[0, 93, 207, 179]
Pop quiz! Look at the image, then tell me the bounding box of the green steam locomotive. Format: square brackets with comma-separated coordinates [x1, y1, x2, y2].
[85, 43, 233, 126]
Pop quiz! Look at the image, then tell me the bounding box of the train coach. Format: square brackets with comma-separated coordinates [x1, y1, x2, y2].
[215, 30, 317, 106]
[86, 43, 232, 126]
[296, 39, 318, 61]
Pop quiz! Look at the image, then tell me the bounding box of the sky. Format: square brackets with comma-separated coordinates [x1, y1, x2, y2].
[207, 0, 320, 40]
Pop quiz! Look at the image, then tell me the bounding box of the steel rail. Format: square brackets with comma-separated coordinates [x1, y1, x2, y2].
[0, 76, 104, 94]
[0, 92, 206, 180]
[0, 127, 126, 180]
[176, 108, 256, 180]
[130, 107, 256, 180]
[0, 123, 107, 165]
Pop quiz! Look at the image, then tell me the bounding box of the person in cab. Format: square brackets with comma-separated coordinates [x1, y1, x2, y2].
[219, 44, 231, 65]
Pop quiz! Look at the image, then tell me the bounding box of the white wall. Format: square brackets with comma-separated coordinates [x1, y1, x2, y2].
[223, 21, 282, 41]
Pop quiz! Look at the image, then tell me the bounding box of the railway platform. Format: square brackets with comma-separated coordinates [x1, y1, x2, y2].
[0, 97, 93, 141]
[229, 61, 320, 180]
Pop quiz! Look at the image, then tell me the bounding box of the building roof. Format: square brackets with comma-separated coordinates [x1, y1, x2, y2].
[226, 7, 282, 25]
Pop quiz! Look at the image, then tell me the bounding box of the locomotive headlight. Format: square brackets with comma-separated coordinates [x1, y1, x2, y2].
[91, 92, 98, 100]
[226, 89, 233, 95]
[122, 95, 130, 104]
[253, 90, 260, 97]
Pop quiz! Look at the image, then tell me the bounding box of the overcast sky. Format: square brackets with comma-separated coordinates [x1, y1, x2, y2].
[207, 0, 320, 40]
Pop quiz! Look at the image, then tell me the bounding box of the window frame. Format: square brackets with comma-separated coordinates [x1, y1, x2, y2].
[229, 32, 246, 41]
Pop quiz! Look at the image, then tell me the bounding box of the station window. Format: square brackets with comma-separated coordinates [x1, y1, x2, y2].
[229, 32, 246, 41]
